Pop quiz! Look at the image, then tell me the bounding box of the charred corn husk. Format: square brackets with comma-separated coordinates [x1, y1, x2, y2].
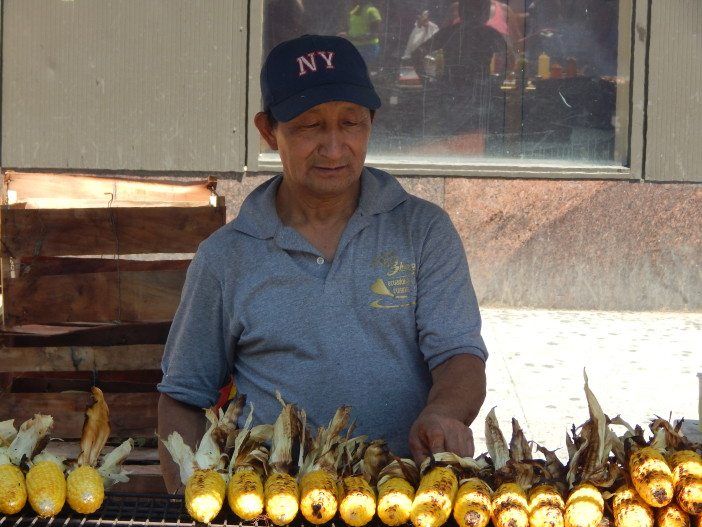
[411, 464, 459, 527]
[453, 477, 492, 527]
[492, 482, 530, 527]
[529, 484, 565, 527]
[377, 458, 418, 526]
[564, 484, 604, 527]
[298, 407, 351, 524]
[656, 503, 690, 527]
[26, 454, 67, 518]
[668, 450, 702, 515]
[629, 447, 673, 507]
[163, 398, 245, 523]
[264, 400, 301, 526]
[612, 485, 653, 527]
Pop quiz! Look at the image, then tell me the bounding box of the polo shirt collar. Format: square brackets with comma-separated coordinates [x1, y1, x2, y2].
[231, 167, 408, 240]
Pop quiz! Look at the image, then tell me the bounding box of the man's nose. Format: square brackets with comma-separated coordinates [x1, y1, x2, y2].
[319, 128, 344, 160]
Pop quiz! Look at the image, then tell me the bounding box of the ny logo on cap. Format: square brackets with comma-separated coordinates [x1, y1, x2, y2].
[296, 51, 335, 76]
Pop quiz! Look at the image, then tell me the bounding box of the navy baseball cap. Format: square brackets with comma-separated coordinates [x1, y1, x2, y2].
[261, 34, 381, 122]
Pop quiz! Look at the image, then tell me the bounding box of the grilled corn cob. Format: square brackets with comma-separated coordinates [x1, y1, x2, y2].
[67, 387, 134, 514]
[377, 458, 418, 526]
[411, 464, 459, 527]
[163, 398, 245, 523]
[629, 447, 674, 507]
[26, 453, 67, 517]
[656, 503, 690, 527]
[564, 483, 604, 527]
[227, 404, 272, 521]
[612, 484, 653, 527]
[299, 407, 351, 524]
[529, 483, 565, 527]
[453, 477, 492, 527]
[6, 415, 56, 517]
[492, 482, 530, 527]
[339, 475, 376, 527]
[264, 400, 301, 526]
[668, 449, 702, 515]
[337, 438, 387, 527]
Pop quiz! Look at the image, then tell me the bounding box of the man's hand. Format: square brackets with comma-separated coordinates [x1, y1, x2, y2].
[409, 410, 475, 465]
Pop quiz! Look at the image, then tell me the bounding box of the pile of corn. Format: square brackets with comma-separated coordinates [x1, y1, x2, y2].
[2, 378, 701, 527]
[0, 386, 133, 518]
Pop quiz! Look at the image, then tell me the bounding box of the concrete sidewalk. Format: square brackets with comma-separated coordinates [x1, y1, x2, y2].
[472, 308, 702, 459]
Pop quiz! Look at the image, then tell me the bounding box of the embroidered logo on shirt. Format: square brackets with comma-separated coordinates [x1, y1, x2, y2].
[369, 251, 417, 309]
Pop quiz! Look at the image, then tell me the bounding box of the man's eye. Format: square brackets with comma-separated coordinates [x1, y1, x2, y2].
[344, 121, 359, 127]
[301, 123, 319, 129]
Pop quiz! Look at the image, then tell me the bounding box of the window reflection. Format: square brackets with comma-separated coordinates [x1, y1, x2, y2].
[263, 0, 625, 165]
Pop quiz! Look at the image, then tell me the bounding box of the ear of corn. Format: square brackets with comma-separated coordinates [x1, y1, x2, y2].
[564, 483, 604, 527]
[377, 475, 415, 526]
[668, 450, 702, 515]
[492, 481, 529, 527]
[411, 465, 459, 527]
[26, 457, 67, 518]
[656, 503, 690, 527]
[264, 471, 299, 526]
[453, 477, 491, 527]
[629, 447, 673, 507]
[0, 463, 27, 515]
[66, 465, 104, 514]
[529, 483, 565, 527]
[228, 467, 265, 520]
[300, 469, 340, 524]
[339, 475, 376, 527]
[612, 484, 654, 527]
[185, 468, 227, 523]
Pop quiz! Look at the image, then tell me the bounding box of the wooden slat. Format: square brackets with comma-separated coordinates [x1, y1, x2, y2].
[0, 344, 163, 372]
[2, 205, 225, 257]
[4, 171, 215, 205]
[0, 392, 159, 438]
[46, 441, 160, 462]
[0, 322, 170, 347]
[17, 256, 189, 277]
[5, 268, 186, 324]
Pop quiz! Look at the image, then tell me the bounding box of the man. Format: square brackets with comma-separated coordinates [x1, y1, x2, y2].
[158, 34, 487, 493]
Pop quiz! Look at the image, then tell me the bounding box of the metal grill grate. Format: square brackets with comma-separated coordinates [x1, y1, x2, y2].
[0, 493, 268, 527]
[0, 493, 389, 527]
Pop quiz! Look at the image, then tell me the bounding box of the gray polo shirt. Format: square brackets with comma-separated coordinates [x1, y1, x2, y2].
[159, 167, 487, 456]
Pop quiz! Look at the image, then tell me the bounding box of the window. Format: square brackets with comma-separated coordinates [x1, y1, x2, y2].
[252, 0, 638, 177]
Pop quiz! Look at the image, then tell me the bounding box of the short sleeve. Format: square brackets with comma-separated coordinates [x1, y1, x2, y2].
[415, 210, 488, 370]
[367, 6, 382, 22]
[158, 250, 234, 408]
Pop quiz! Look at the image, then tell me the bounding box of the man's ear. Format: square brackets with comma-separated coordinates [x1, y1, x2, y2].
[254, 112, 278, 150]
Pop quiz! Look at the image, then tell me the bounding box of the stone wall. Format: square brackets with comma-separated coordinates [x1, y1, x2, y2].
[219, 173, 702, 312]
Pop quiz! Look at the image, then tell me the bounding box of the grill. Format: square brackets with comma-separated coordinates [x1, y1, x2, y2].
[0, 493, 268, 527]
[0, 493, 382, 527]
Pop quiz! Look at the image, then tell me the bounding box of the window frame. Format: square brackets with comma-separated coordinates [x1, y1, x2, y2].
[245, 0, 649, 180]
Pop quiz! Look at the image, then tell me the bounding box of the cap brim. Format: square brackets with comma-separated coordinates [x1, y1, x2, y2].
[270, 82, 382, 122]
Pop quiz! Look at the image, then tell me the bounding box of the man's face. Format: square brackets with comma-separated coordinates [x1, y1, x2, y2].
[256, 101, 373, 199]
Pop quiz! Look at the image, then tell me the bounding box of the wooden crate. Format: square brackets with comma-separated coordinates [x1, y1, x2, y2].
[0, 171, 226, 492]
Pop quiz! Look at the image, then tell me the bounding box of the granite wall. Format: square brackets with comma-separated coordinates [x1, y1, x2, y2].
[219, 174, 702, 312]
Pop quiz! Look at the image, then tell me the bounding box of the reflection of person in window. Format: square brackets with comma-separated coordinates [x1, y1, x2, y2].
[402, 10, 440, 61]
[411, 0, 506, 134]
[264, 0, 305, 51]
[341, 2, 382, 70]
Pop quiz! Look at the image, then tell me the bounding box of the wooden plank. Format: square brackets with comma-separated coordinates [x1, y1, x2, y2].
[4, 171, 215, 205]
[2, 205, 224, 257]
[0, 322, 170, 347]
[46, 441, 160, 462]
[17, 256, 189, 277]
[5, 268, 186, 325]
[0, 344, 164, 372]
[0, 392, 159, 438]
